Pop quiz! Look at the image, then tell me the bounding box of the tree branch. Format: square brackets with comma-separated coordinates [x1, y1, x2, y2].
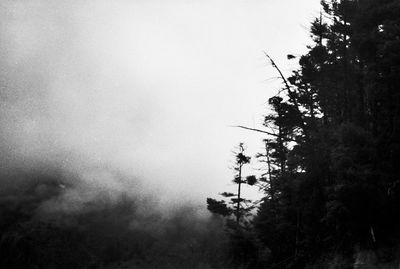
[232, 125, 279, 137]
[264, 52, 293, 95]
[231, 125, 297, 142]
[263, 52, 309, 138]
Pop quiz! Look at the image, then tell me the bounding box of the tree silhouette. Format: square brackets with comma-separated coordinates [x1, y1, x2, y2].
[218, 1, 400, 267]
[207, 143, 256, 226]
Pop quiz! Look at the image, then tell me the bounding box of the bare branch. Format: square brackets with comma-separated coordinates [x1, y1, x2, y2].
[263, 52, 309, 138]
[231, 125, 297, 142]
[231, 125, 278, 136]
[264, 52, 293, 95]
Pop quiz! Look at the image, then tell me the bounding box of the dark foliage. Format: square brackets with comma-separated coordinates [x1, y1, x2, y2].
[208, 0, 400, 267]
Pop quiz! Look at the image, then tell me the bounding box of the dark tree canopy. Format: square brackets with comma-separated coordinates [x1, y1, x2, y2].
[207, 0, 400, 268]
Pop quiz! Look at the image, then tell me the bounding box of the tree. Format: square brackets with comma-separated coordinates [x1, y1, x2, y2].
[208, 1, 400, 267]
[207, 143, 256, 226]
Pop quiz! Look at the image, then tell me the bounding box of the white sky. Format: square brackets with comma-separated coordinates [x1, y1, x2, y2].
[0, 0, 321, 206]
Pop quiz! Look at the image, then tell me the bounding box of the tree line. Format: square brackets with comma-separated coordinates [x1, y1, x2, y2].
[207, 0, 400, 267]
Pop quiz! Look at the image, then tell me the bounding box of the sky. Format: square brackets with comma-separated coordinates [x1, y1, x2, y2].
[0, 0, 321, 209]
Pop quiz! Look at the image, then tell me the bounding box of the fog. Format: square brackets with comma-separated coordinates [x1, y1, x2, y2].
[0, 1, 324, 268]
[0, 0, 320, 210]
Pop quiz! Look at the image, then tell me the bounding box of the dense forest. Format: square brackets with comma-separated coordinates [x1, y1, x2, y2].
[207, 0, 400, 268]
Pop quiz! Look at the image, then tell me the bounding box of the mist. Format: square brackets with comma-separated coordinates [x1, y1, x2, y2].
[0, 0, 320, 206]
[0, 0, 323, 267]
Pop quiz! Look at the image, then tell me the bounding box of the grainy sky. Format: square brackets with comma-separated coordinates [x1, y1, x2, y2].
[0, 0, 320, 207]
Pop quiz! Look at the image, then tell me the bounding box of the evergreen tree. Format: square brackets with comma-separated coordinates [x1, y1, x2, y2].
[208, 1, 400, 267]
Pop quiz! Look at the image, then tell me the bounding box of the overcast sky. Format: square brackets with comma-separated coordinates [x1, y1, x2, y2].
[0, 0, 321, 207]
